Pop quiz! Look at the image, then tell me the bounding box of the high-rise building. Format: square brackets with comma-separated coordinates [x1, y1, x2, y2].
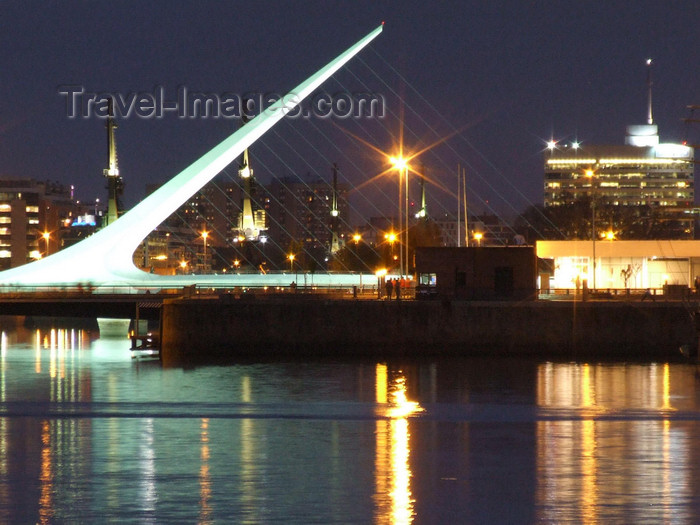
[544, 131, 694, 237]
[265, 175, 349, 263]
[544, 60, 695, 239]
[0, 178, 79, 270]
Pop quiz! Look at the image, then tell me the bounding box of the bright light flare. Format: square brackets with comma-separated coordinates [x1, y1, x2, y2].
[390, 156, 408, 170]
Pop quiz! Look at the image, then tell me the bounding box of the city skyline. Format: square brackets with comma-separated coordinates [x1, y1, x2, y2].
[1, 1, 698, 226]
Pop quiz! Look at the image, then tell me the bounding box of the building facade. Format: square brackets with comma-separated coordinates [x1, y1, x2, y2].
[537, 239, 700, 291]
[544, 125, 695, 238]
[265, 176, 349, 264]
[0, 178, 79, 270]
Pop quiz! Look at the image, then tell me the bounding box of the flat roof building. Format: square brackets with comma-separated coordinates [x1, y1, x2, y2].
[544, 80, 695, 239]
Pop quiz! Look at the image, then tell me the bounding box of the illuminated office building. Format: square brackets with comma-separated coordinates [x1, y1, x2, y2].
[0, 178, 79, 269]
[544, 124, 695, 238]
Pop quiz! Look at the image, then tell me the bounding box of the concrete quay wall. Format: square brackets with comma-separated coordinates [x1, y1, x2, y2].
[160, 297, 698, 364]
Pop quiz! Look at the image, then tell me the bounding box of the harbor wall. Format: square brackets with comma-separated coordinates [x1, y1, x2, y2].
[160, 297, 698, 364]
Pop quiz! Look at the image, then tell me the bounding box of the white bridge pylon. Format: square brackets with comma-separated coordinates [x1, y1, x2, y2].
[0, 25, 383, 287]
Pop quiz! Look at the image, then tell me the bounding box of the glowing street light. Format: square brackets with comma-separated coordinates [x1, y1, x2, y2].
[233, 259, 240, 270]
[385, 232, 397, 269]
[42, 231, 50, 256]
[390, 156, 410, 277]
[352, 233, 362, 244]
[201, 230, 209, 273]
[605, 230, 615, 241]
[179, 260, 188, 274]
[288, 253, 295, 271]
[473, 232, 483, 247]
[389, 156, 407, 170]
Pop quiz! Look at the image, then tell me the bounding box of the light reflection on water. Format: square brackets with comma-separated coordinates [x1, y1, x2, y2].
[2, 322, 700, 522]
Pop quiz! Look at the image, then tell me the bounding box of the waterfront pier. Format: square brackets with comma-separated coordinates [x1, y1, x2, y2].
[160, 296, 699, 365]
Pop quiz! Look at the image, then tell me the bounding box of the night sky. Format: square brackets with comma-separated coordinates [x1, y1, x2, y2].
[1, 1, 699, 225]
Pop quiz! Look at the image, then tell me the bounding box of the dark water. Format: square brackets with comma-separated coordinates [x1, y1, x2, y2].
[2, 320, 700, 523]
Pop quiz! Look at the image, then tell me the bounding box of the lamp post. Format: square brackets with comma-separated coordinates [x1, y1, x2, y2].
[42, 231, 50, 256]
[585, 169, 596, 290]
[288, 253, 295, 272]
[385, 232, 397, 271]
[201, 230, 209, 274]
[390, 156, 409, 277]
[473, 232, 483, 247]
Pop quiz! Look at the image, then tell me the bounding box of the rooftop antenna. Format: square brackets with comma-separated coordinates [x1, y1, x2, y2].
[646, 58, 654, 125]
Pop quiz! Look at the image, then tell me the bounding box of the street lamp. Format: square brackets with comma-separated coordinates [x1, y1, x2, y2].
[352, 233, 361, 244]
[42, 231, 50, 256]
[585, 168, 596, 290]
[288, 253, 295, 272]
[390, 156, 409, 277]
[233, 259, 240, 271]
[385, 232, 397, 270]
[201, 230, 209, 273]
[473, 232, 483, 247]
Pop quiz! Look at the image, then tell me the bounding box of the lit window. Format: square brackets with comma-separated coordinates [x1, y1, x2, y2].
[0, 250, 10, 258]
[26, 206, 39, 213]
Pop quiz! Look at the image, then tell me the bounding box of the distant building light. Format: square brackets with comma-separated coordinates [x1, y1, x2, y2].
[71, 215, 97, 227]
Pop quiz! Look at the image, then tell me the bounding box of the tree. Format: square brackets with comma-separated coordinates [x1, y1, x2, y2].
[329, 241, 381, 273]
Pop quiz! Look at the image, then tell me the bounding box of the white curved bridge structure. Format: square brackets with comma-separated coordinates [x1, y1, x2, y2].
[0, 25, 383, 290]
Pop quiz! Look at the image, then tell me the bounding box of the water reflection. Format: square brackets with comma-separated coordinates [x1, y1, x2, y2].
[199, 418, 211, 524]
[39, 420, 52, 524]
[375, 364, 424, 524]
[536, 361, 692, 523]
[5, 321, 700, 522]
